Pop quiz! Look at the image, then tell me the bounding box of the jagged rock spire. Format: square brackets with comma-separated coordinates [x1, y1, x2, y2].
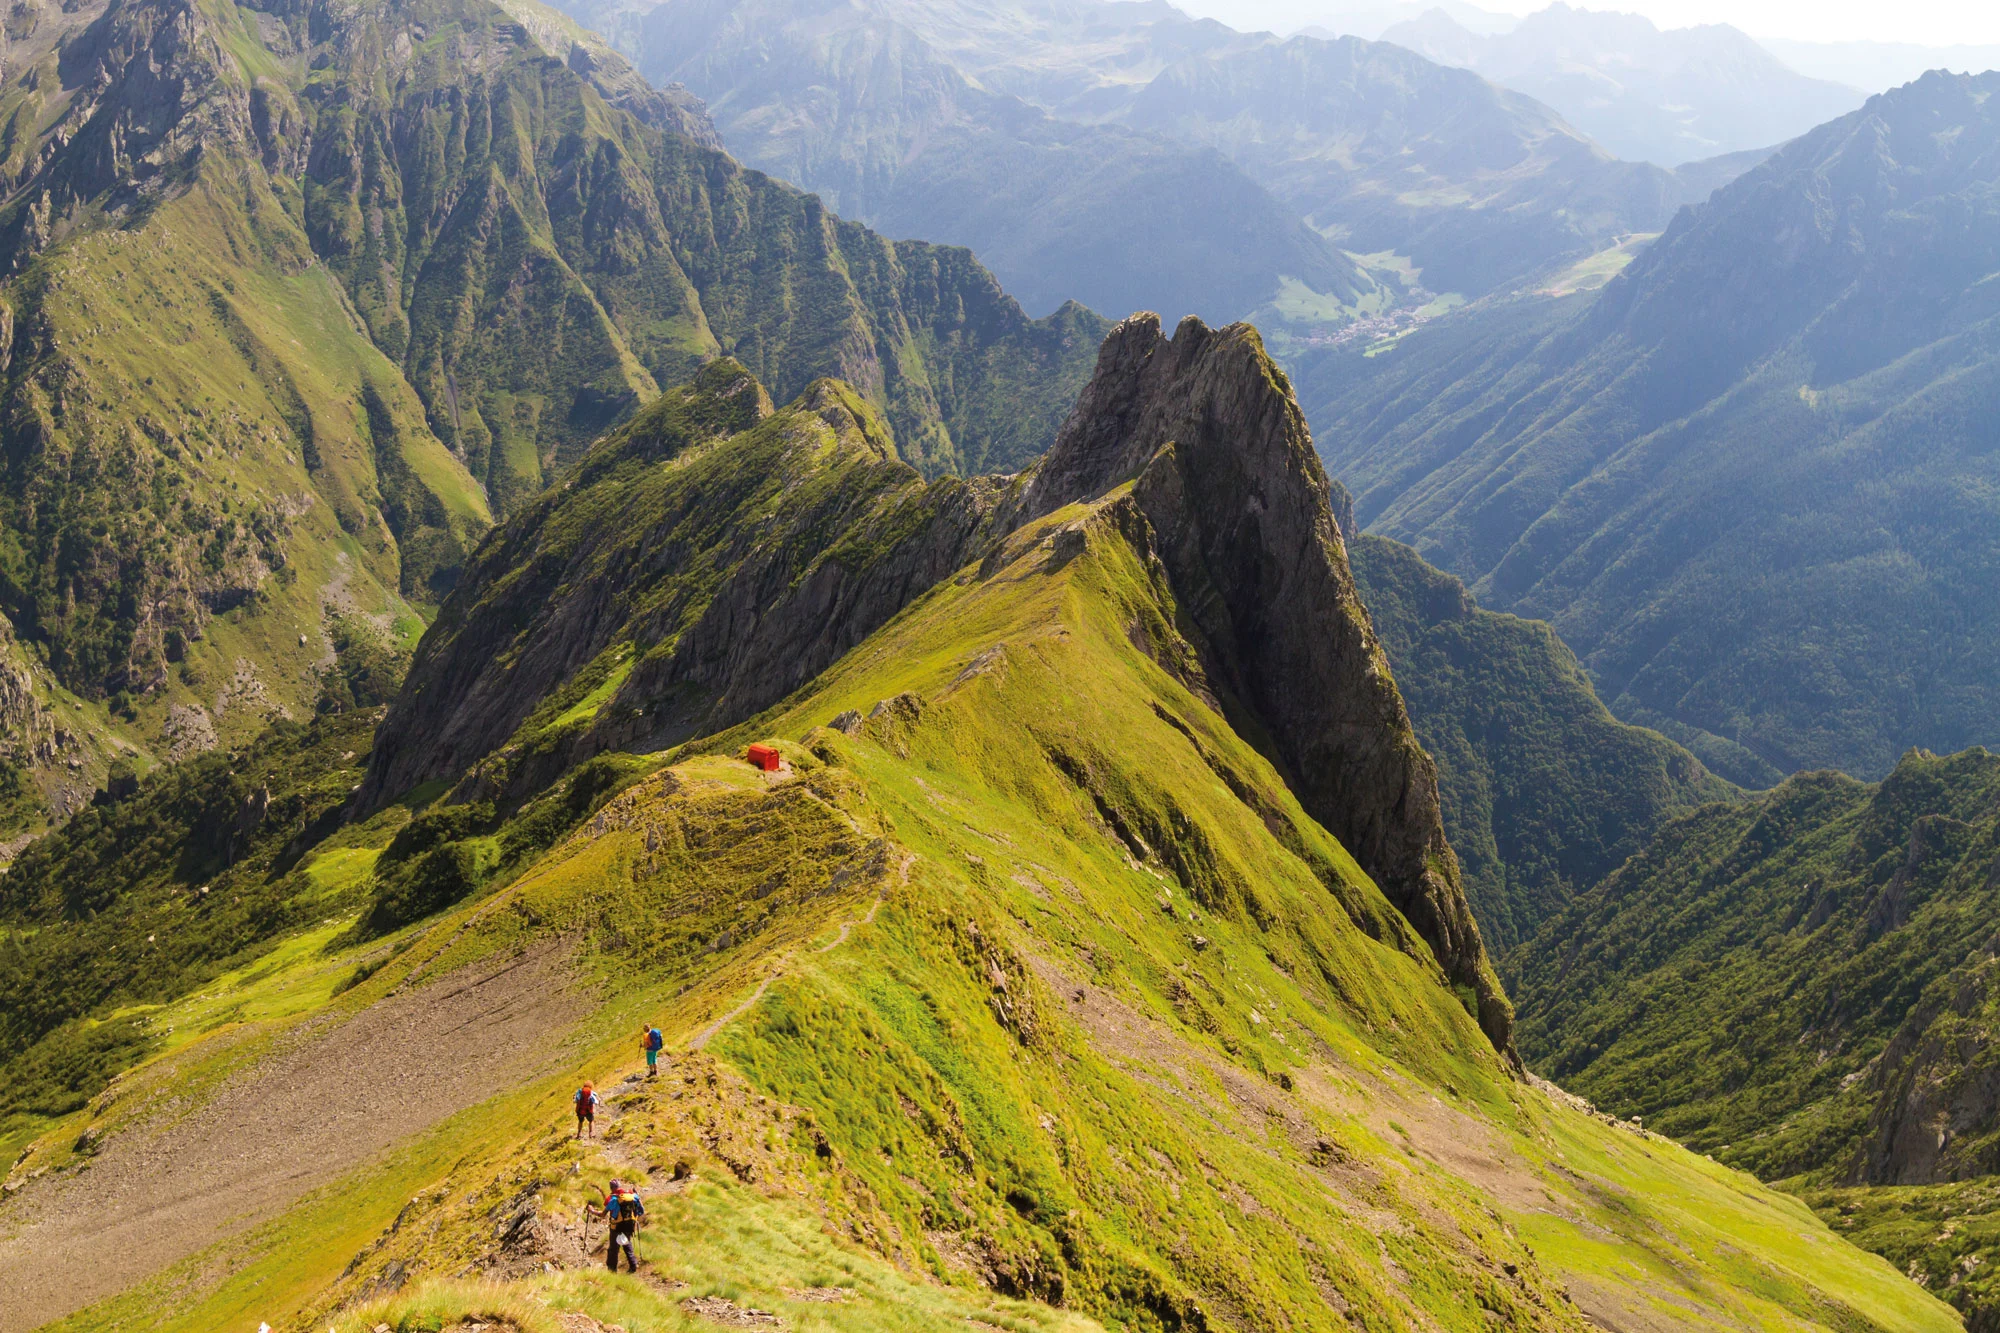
[1021, 312, 1514, 1055]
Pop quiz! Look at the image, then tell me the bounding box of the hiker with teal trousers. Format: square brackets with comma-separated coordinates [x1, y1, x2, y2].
[643, 1023, 665, 1077]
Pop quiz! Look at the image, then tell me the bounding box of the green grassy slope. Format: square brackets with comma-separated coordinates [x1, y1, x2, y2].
[1300, 70, 2000, 784]
[1349, 534, 1738, 952]
[0, 708, 384, 1163]
[3, 483, 1956, 1333]
[0, 13, 480, 817]
[362, 313, 1521, 1056]
[1514, 749, 2000, 1178]
[1512, 746, 2000, 1325]
[356, 358, 1011, 813]
[0, 0, 1101, 833]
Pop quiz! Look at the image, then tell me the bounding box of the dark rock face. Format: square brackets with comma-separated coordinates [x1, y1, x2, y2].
[1020, 313, 1513, 1055]
[1856, 942, 2000, 1186]
[359, 365, 1006, 809]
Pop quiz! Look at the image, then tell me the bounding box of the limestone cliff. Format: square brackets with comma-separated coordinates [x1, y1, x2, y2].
[1017, 313, 1512, 1053]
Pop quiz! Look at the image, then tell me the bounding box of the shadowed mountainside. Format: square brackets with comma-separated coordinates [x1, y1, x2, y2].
[1300, 69, 2000, 785]
[1348, 533, 1736, 952]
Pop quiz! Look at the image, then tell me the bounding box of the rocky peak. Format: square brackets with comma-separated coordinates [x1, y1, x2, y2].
[1020, 312, 1513, 1054]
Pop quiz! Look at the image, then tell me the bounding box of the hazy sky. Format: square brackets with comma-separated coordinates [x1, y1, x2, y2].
[1508, 0, 2000, 44]
[1187, 0, 2000, 45]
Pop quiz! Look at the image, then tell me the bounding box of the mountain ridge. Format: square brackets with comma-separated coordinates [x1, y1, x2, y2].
[1301, 67, 2000, 782]
[0, 316, 1956, 1333]
[0, 0, 1102, 835]
[360, 308, 1517, 1052]
[1382, 3, 1861, 166]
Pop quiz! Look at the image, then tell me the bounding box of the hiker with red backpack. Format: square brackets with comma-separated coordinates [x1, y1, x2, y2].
[642, 1024, 665, 1077]
[584, 1177, 646, 1271]
[573, 1082, 598, 1139]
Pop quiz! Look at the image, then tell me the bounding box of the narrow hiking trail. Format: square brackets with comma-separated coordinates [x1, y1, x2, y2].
[687, 850, 913, 1053]
[689, 974, 779, 1052]
[0, 945, 585, 1333]
[815, 882, 890, 954]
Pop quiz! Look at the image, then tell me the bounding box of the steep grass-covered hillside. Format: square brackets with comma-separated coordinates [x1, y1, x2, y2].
[0, 339, 1955, 1333]
[1513, 746, 2000, 1324]
[0, 0, 1100, 833]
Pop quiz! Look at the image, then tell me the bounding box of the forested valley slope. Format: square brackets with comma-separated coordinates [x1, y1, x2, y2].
[1303, 70, 2000, 786]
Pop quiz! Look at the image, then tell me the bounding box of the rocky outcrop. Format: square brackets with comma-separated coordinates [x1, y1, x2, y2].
[361, 315, 1513, 1054]
[1016, 313, 1513, 1055]
[359, 364, 1008, 810]
[0, 0, 250, 270]
[1855, 942, 2000, 1185]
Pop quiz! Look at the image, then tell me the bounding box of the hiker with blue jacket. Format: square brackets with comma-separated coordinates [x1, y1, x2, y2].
[586, 1178, 646, 1271]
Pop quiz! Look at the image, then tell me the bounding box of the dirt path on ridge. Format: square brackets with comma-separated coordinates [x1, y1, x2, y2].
[688, 849, 912, 1053]
[0, 943, 586, 1333]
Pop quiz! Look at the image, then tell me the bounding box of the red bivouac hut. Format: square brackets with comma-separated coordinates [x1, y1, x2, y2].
[746, 743, 782, 773]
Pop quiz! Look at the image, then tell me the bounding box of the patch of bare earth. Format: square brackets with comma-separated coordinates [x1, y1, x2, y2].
[0, 944, 586, 1333]
[683, 1293, 782, 1326]
[1024, 949, 1583, 1307]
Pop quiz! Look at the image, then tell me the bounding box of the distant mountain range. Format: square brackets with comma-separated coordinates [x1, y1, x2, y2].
[1100, 29, 1735, 296]
[1381, 3, 1863, 166]
[1198, 0, 2000, 99]
[615, 0, 1385, 327]
[1299, 69, 2000, 785]
[565, 0, 1759, 336]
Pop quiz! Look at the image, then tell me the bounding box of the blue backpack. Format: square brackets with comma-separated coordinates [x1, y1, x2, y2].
[646, 1028, 664, 1052]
